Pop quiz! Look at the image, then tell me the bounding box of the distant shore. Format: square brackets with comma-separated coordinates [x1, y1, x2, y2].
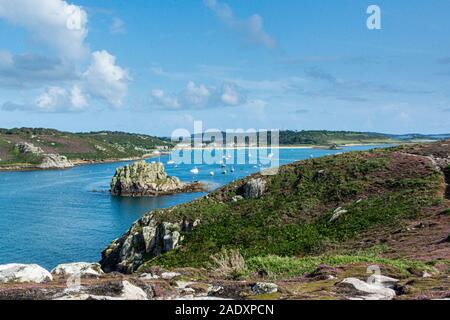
[0, 143, 396, 172]
[174, 142, 396, 151]
[0, 152, 168, 172]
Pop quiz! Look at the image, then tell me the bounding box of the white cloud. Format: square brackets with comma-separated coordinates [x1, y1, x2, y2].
[151, 81, 246, 110]
[83, 50, 131, 107]
[204, 0, 276, 49]
[220, 83, 242, 106]
[70, 84, 88, 109]
[0, 1, 131, 111]
[150, 89, 180, 109]
[110, 17, 126, 35]
[3, 85, 88, 112]
[0, 0, 89, 61]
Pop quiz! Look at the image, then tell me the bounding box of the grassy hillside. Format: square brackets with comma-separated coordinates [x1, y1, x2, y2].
[278, 130, 397, 145]
[0, 128, 173, 167]
[132, 141, 449, 279]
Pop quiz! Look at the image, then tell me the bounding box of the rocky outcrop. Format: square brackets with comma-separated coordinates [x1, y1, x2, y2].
[110, 161, 203, 196]
[0, 264, 52, 284]
[38, 154, 73, 169]
[51, 262, 104, 278]
[251, 282, 278, 295]
[242, 178, 266, 199]
[16, 142, 44, 154]
[100, 212, 199, 273]
[15, 142, 73, 169]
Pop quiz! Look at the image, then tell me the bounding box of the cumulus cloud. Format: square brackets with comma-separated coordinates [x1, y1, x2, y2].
[0, 1, 131, 112]
[151, 81, 246, 109]
[0, 0, 89, 61]
[203, 0, 276, 49]
[2, 85, 88, 112]
[82, 50, 131, 107]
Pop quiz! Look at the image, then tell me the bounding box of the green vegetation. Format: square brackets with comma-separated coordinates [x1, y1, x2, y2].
[140, 148, 444, 270]
[245, 254, 433, 279]
[0, 128, 173, 166]
[278, 130, 397, 146]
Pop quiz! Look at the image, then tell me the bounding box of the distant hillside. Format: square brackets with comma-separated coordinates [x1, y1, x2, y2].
[278, 130, 395, 145]
[0, 128, 172, 168]
[194, 130, 450, 146]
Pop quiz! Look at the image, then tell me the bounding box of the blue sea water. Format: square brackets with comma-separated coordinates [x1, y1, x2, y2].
[0, 146, 388, 270]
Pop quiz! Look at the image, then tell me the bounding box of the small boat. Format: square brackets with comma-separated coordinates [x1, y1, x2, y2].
[230, 167, 235, 173]
[221, 163, 227, 168]
[210, 171, 215, 176]
[167, 160, 175, 165]
[190, 167, 199, 174]
[268, 153, 274, 158]
[221, 169, 227, 174]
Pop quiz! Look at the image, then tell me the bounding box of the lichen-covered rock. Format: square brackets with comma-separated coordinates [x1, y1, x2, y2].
[0, 264, 52, 284]
[110, 161, 202, 196]
[243, 178, 266, 199]
[251, 282, 278, 294]
[100, 212, 199, 273]
[51, 262, 104, 278]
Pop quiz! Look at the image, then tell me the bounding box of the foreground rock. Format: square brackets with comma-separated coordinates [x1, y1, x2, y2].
[242, 178, 266, 199]
[251, 282, 278, 295]
[101, 212, 199, 273]
[110, 161, 204, 196]
[338, 277, 397, 300]
[56, 280, 149, 300]
[0, 264, 52, 284]
[51, 262, 104, 278]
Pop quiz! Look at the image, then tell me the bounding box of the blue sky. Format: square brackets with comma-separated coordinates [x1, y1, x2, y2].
[0, 0, 449, 135]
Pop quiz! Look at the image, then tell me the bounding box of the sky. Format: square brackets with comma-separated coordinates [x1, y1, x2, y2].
[0, 0, 449, 136]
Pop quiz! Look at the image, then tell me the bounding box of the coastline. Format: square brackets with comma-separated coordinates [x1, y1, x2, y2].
[0, 152, 167, 173]
[0, 143, 396, 172]
[174, 142, 396, 151]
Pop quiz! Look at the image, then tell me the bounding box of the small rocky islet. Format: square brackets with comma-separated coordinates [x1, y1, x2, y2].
[110, 161, 205, 197]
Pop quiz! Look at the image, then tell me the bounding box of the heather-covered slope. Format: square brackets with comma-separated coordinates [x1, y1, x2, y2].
[101, 141, 450, 279]
[0, 128, 172, 169]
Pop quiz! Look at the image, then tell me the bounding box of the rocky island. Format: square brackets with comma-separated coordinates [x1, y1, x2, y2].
[110, 161, 205, 197]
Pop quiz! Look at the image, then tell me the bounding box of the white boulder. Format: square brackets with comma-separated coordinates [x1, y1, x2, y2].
[51, 262, 104, 278]
[0, 264, 52, 284]
[340, 277, 396, 300]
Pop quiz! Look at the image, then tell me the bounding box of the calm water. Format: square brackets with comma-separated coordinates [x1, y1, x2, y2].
[0, 146, 387, 269]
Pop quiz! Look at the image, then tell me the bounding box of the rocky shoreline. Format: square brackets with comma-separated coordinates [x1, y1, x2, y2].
[0, 151, 167, 172]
